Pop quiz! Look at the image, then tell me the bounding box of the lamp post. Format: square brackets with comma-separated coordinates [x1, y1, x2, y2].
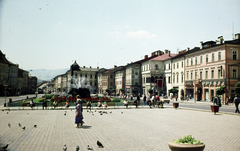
[4, 85, 8, 107]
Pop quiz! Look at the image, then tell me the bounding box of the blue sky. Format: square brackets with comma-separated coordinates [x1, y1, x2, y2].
[0, 0, 240, 70]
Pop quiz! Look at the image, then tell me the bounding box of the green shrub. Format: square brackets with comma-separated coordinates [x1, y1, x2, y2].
[172, 135, 201, 144]
[111, 99, 121, 102]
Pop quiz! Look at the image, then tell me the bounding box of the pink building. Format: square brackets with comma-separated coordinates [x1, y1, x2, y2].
[184, 34, 240, 102]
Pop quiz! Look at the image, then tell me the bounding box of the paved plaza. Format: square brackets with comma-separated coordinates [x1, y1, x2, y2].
[0, 107, 239, 151]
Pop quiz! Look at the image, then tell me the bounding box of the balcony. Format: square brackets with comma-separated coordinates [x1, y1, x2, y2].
[193, 79, 202, 85]
[185, 80, 193, 86]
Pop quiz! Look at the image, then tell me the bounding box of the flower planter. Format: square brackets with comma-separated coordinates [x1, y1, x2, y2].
[168, 141, 205, 151]
[211, 105, 219, 115]
[173, 103, 179, 109]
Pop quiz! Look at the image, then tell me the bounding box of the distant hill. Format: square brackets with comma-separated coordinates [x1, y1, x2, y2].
[29, 68, 69, 81]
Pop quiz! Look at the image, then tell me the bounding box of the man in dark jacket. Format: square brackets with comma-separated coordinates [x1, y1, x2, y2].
[42, 100, 47, 110]
[233, 95, 240, 113]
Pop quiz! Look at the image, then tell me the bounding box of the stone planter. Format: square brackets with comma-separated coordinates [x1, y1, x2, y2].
[168, 141, 205, 151]
[211, 105, 219, 115]
[173, 103, 179, 109]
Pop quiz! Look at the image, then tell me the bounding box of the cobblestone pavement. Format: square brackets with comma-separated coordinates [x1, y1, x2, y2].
[0, 107, 239, 151]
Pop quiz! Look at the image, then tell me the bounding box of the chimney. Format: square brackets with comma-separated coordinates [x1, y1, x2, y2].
[97, 66, 99, 69]
[165, 50, 169, 54]
[217, 36, 224, 44]
[114, 65, 117, 68]
[168, 51, 171, 56]
[235, 33, 240, 39]
[90, 66, 92, 68]
[151, 52, 155, 57]
[200, 41, 203, 49]
[83, 66, 85, 68]
[144, 55, 148, 59]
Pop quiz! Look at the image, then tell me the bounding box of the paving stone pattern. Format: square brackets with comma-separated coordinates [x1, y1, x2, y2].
[0, 108, 239, 151]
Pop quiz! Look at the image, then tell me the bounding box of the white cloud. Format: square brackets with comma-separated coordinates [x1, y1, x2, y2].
[127, 30, 157, 38]
[109, 31, 121, 36]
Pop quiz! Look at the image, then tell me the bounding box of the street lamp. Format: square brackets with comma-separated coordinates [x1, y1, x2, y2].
[4, 84, 8, 107]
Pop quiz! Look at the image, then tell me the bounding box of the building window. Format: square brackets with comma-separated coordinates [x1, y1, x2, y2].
[110, 82, 113, 86]
[212, 53, 214, 62]
[211, 70, 214, 79]
[182, 62, 183, 68]
[187, 72, 189, 80]
[110, 75, 113, 78]
[155, 64, 159, 70]
[187, 59, 189, 66]
[218, 52, 221, 61]
[80, 74, 82, 77]
[200, 56, 203, 63]
[90, 82, 92, 86]
[173, 64, 175, 69]
[233, 51, 237, 60]
[177, 63, 179, 69]
[173, 75, 175, 83]
[164, 64, 166, 70]
[181, 74, 183, 83]
[90, 75, 92, 78]
[168, 76, 171, 83]
[191, 58, 193, 66]
[200, 71, 202, 79]
[191, 72, 193, 80]
[233, 69, 237, 78]
[195, 57, 197, 65]
[206, 55, 208, 63]
[85, 74, 87, 78]
[205, 71, 208, 79]
[169, 64, 170, 69]
[177, 75, 179, 83]
[218, 69, 221, 78]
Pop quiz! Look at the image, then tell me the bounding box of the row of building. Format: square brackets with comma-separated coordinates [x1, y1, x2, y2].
[48, 33, 240, 102]
[0, 50, 37, 96]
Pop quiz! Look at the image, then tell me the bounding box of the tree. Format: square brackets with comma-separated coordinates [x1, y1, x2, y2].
[148, 87, 153, 94]
[169, 88, 178, 94]
[105, 86, 115, 95]
[234, 81, 240, 96]
[216, 86, 226, 95]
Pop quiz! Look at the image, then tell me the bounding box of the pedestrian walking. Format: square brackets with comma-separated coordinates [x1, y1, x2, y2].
[233, 95, 240, 113]
[75, 96, 83, 128]
[151, 95, 155, 107]
[53, 100, 58, 109]
[123, 99, 128, 108]
[214, 95, 222, 107]
[147, 98, 152, 109]
[30, 99, 34, 109]
[137, 93, 141, 105]
[86, 100, 91, 110]
[143, 94, 146, 102]
[134, 100, 138, 108]
[42, 100, 47, 110]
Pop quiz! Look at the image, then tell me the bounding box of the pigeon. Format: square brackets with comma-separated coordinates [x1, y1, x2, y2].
[8, 109, 10, 111]
[1, 144, 8, 150]
[97, 140, 104, 148]
[27, 113, 29, 114]
[92, 114, 94, 116]
[76, 145, 80, 151]
[71, 109, 72, 111]
[95, 110, 96, 112]
[87, 110, 89, 112]
[19, 123, 21, 127]
[109, 111, 112, 114]
[7, 112, 8, 114]
[64, 113, 66, 116]
[2, 110, 4, 112]
[8, 123, 11, 128]
[63, 144, 67, 151]
[87, 145, 93, 150]
[121, 112, 123, 114]
[100, 113, 103, 115]
[34, 125, 37, 128]
[22, 127, 25, 130]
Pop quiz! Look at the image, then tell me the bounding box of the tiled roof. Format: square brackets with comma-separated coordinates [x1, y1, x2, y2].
[151, 53, 178, 61]
[0, 50, 9, 64]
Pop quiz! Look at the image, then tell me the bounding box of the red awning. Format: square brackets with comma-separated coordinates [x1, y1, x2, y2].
[126, 86, 130, 88]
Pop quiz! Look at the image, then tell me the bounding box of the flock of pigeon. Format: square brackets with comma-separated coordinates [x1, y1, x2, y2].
[2, 108, 124, 150]
[63, 140, 103, 151]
